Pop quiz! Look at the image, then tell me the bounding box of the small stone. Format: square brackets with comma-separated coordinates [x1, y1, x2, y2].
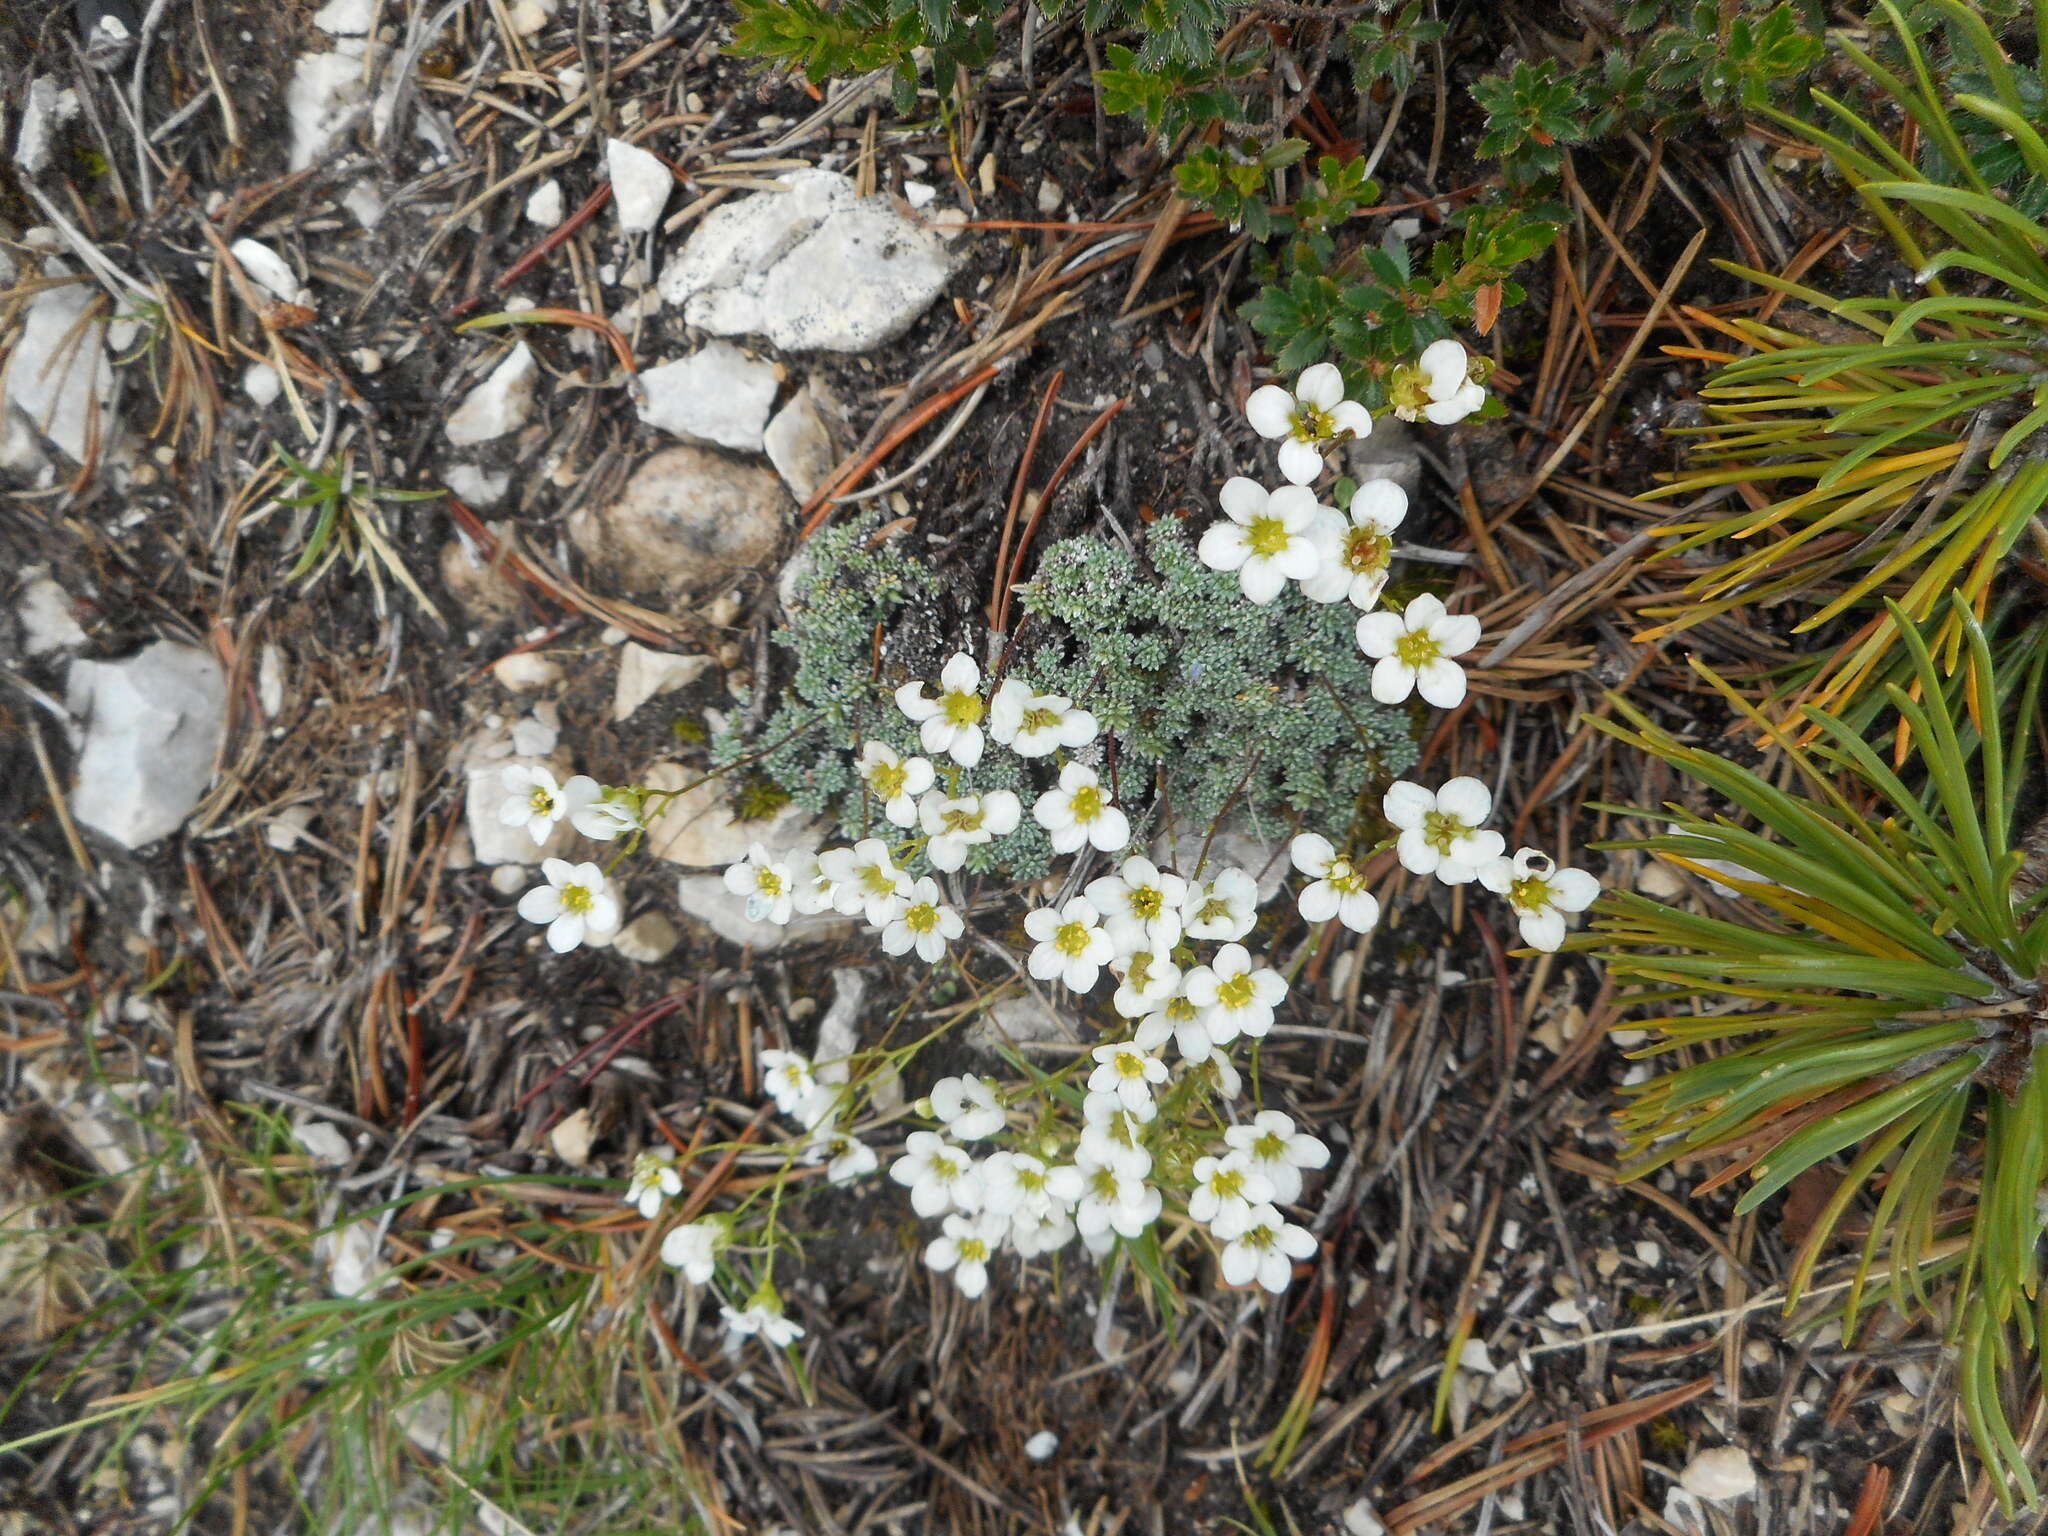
[1340, 415, 1424, 501]
[549, 1108, 596, 1167]
[16, 77, 81, 177]
[1036, 178, 1063, 214]
[508, 0, 549, 34]
[673, 872, 851, 951]
[902, 180, 936, 209]
[612, 643, 712, 721]
[445, 343, 537, 446]
[288, 43, 370, 172]
[294, 1118, 353, 1164]
[967, 995, 1070, 1054]
[525, 178, 564, 228]
[17, 575, 88, 654]
[342, 182, 384, 229]
[757, 206, 953, 352]
[568, 446, 787, 605]
[445, 462, 510, 508]
[489, 865, 527, 895]
[1342, 1500, 1386, 1536]
[1023, 1431, 1058, 1461]
[320, 1220, 387, 1299]
[66, 643, 227, 849]
[762, 385, 837, 501]
[312, 0, 375, 33]
[1457, 1339, 1494, 1374]
[640, 759, 813, 868]
[243, 363, 281, 407]
[266, 804, 316, 851]
[1637, 858, 1687, 900]
[1545, 1297, 1586, 1326]
[492, 652, 561, 691]
[7, 274, 113, 463]
[1679, 1445, 1757, 1503]
[439, 527, 523, 621]
[636, 341, 779, 453]
[352, 347, 383, 374]
[607, 138, 673, 233]
[612, 911, 679, 964]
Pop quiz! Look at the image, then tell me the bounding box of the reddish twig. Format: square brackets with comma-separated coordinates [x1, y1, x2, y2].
[798, 365, 1001, 539]
[988, 369, 1065, 628]
[446, 182, 615, 322]
[993, 396, 1127, 633]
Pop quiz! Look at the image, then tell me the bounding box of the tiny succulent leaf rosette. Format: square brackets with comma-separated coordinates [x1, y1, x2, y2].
[895, 651, 988, 767]
[1198, 477, 1329, 603]
[1479, 847, 1599, 952]
[1243, 362, 1373, 485]
[1354, 592, 1482, 708]
[516, 858, 620, 952]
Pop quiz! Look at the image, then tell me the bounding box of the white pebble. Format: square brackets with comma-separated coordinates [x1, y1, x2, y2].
[525, 178, 564, 228]
[1023, 1431, 1058, 1461]
[1679, 1445, 1757, 1503]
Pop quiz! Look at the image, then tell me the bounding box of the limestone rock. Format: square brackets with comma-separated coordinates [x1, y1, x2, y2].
[606, 138, 673, 234]
[636, 341, 779, 453]
[66, 643, 227, 849]
[445, 342, 536, 447]
[288, 43, 369, 172]
[1679, 1445, 1756, 1503]
[17, 574, 87, 654]
[763, 385, 837, 501]
[461, 725, 575, 865]
[639, 759, 814, 869]
[439, 526, 524, 622]
[611, 911, 679, 964]
[673, 874, 851, 952]
[568, 446, 785, 605]
[612, 643, 712, 721]
[7, 274, 114, 463]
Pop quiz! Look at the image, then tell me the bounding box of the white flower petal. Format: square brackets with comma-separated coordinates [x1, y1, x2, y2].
[1218, 476, 1268, 524]
[1296, 363, 1345, 409]
[1244, 385, 1295, 439]
[1433, 777, 1492, 826]
[1198, 521, 1250, 572]
[1369, 656, 1415, 703]
[1414, 657, 1468, 709]
[1276, 436, 1324, 486]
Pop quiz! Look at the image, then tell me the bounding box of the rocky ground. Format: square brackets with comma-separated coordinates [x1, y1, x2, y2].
[0, 3, 1976, 1535]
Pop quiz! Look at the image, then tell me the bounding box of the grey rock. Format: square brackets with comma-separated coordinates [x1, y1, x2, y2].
[66, 643, 227, 849]
[612, 643, 712, 721]
[636, 341, 779, 453]
[762, 385, 837, 501]
[1340, 414, 1424, 500]
[638, 759, 816, 869]
[611, 911, 679, 964]
[7, 273, 113, 463]
[461, 725, 576, 866]
[445, 342, 537, 447]
[673, 874, 853, 952]
[568, 446, 785, 606]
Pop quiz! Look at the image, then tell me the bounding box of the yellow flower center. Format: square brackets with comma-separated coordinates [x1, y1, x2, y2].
[905, 900, 940, 934]
[941, 688, 984, 727]
[1245, 514, 1292, 559]
[1217, 972, 1255, 1010]
[1125, 952, 1156, 990]
[1240, 1222, 1278, 1254]
[871, 761, 908, 799]
[1020, 705, 1060, 733]
[1055, 920, 1091, 957]
[1086, 1166, 1121, 1201]
[1193, 894, 1232, 927]
[1113, 1050, 1147, 1080]
[755, 867, 784, 896]
[930, 1152, 961, 1181]
[941, 804, 983, 834]
[959, 1236, 990, 1263]
[1393, 629, 1443, 669]
[1165, 995, 1198, 1022]
[1508, 874, 1555, 916]
[1252, 1132, 1286, 1162]
[528, 786, 557, 815]
[1129, 885, 1163, 919]
[1345, 527, 1390, 574]
[860, 862, 897, 895]
[1291, 401, 1336, 442]
[560, 883, 594, 915]
[1208, 1166, 1245, 1200]
[1069, 784, 1104, 821]
[1420, 810, 1469, 856]
[1327, 860, 1366, 893]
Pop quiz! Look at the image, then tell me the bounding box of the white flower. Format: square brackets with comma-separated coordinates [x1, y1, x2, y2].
[1188, 1152, 1277, 1237]
[857, 740, 936, 828]
[925, 1212, 1007, 1298]
[722, 1290, 804, 1348]
[660, 1220, 721, 1284]
[927, 1075, 1007, 1141]
[979, 1150, 1056, 1215]
[989, 678, 1098, 757]
[818, 839, 911, 926]
[1023, 896, 1118, 993]
[758, 1049, 818, 1118]
[723, 841, 795, 925]
[624, 1148, 682, 1220]
[1217, 1202, 1317, 1292]
[1008, 1203, 1077, 1258]
[1183, 1047, 1243, 1100]
[880, 875, 964, 963]
[1046, 1155, 1161, 1241]
[785, 849, 838, 915]
[1244, 363, 1373, 486]
[895, 652, 987, 767]
[804, 1128, 879, 1184]
[1077, 1094, 1152, 1179]
[1132, 985, 1213, 1062]
[516, 859, 620, 953]
[1181, 866, 1260, 942]
[1354, 592, 1482, 708]
[1223, 1111, 1330, 1205]
[1479, 847, 1601, 953]
[918, 788, 1021, 872]
[1382, 777, 1505, 885]
[889, 1130, 981, 1217]
[499, 763, 592, 846]
[1084, 856, 1187, 954]
[1289, 833, 1381, 933]
[1182, 943, 1287, 1044]
[1198, 478, 1326, 604]
[569, 783, 641, 841]
[1394, 338, 1487, 425]
[1301, 478, 1407, 610]
[1032, 762, 1130, 854]
[1109, 946, 1182, 1020]
[1087, 1041, 1170, 1118]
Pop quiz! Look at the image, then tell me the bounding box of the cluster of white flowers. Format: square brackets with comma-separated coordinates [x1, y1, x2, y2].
[498, 764, 644, 952]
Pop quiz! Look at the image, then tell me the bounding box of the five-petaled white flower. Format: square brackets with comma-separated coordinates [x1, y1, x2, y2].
[1047, 1155, 1161, 1241]
[570, 785, 641, 841]
[1382, 778, 1505, 885]
[722, 1289, 804, 1348]
[1354, 592, 1482, 708]
[1132, 985, 1213, 1062]
[1077, 1093, 1153, 1179]
[989, 678, 1099, 757]
[660, 1219, 721, 1284]
[805, 1128, 880, 1184]
[1479, 846, 1601, 953]
[758, 1049, 818, 1118]
[1180, 866, 1260, 942]
[1087, 1041, 1170, 1118]
[918, 788, 1021, 872]
[1008, 1202, 1077, 1258]
[880, 875, 964, 963]
[1032, 762, 1130, 854]
[1182, 943, 1287, 1043]
[499, 764, 594, 846]
[1394, 338, 1487, 425]
[1198, 478, 1327, 604]
[1302, 478, 1407, 611]
[856, 740, 936, 828]
[895, 652, 988, 767]
[516, 859, 620, 952]
[1023, 896, 1118, 993]
[624, 1147, 682, 1220]
[1109, 946, 1182, 1020]
[1189, 1152, 1277, 1237]
[724, 841, 795, 925]
[1290, 833, 1381, 933]
[1243, 363, 1373, 486]
[818, 839, 912, 926]
[1223, 1111, 1331, 1205]
[927, 1075, 1007, 1141]
[1085, 856, 1188, 954]
[1217, 1202, 1317, 1292]
[979, 1150, 1057, 1216]
[890, 1131, 982, 1217]
[925, 1212, 1007, 1298]
[785, 849, 838, 915]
